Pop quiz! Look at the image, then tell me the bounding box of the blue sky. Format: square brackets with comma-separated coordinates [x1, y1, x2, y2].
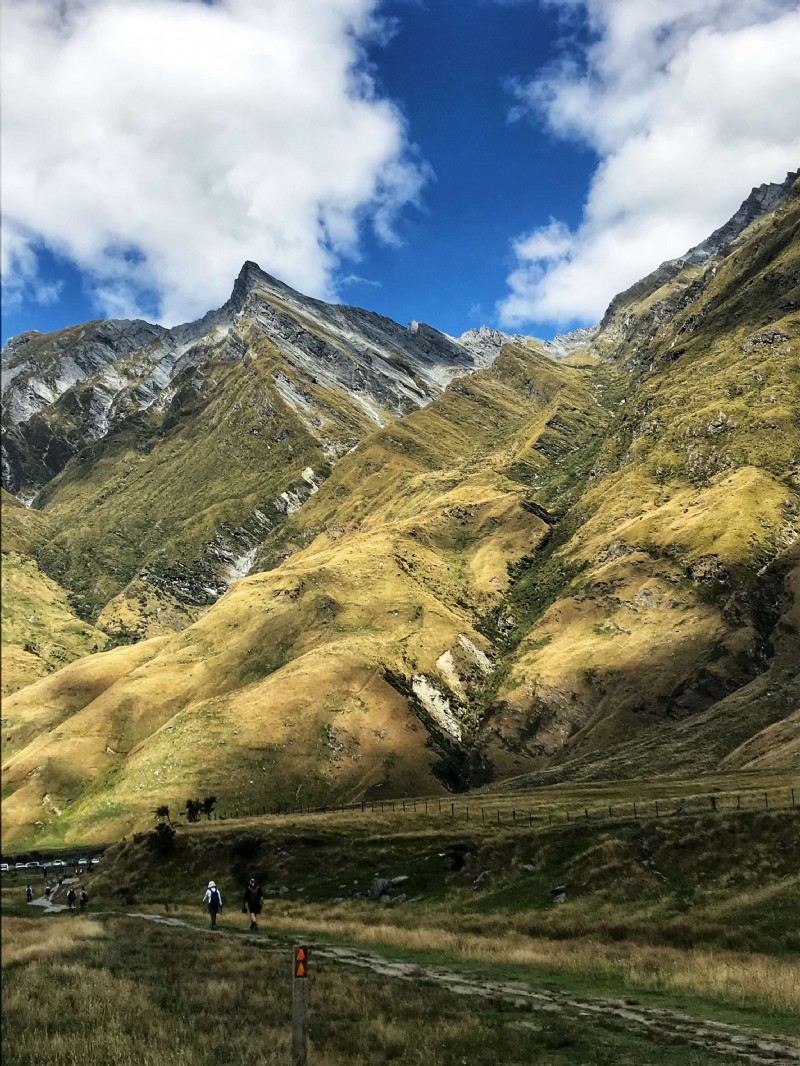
[2, 0, 799, 345]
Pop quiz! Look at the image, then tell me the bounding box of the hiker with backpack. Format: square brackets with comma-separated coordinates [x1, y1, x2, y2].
[79, 888, 89, 913]
[25, 884, 33, 902]
[242, 877, 264, 932]
[203, 880, 223, 929]
[66, 887, 77, 910]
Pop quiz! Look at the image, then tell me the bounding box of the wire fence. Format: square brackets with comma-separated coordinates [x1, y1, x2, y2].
[203, 785, 798, 830]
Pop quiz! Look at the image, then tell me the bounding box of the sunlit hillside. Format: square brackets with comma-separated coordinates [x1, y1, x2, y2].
[1, 175, 798, 848]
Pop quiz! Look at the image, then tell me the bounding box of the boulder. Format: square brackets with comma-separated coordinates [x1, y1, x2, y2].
[367, 877, 391, 900]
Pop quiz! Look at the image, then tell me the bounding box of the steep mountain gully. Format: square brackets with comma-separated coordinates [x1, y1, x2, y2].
[115, 911, 799, 1065]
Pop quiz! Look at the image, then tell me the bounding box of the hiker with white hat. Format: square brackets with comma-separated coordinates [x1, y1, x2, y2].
[202, 880, 223, 929]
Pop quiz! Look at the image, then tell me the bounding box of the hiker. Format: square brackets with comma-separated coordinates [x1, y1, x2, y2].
[66, 887, 77, 910]
[44, 885, 51, 901]
[79, 888, 89, 913]
[25, 884, 33, 902]
[203, 880, 223, 929]
[242, 877, 264, 932]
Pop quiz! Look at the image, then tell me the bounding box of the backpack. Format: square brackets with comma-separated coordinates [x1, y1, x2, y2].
[210, 888, 221, 909]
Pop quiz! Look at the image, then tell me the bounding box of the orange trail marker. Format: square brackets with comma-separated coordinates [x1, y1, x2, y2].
[292, 945, 309, 1065]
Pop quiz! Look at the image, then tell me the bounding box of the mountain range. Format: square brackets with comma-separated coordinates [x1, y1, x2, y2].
[1, 170, 798, 847]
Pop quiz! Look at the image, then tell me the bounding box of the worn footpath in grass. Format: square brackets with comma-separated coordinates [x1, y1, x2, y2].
[0, 912, 750, 1066]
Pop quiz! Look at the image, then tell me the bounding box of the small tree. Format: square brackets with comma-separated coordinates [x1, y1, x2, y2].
[200, 795, 217, 819]
[150, 822, 177, 854]
[153, 804, 171, 824]
[185, 798, 202, 823]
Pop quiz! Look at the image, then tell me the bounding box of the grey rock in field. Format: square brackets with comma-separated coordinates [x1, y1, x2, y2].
[390, 894, 407, 906]
[551, 883, 568, 904]
[389, 875, 409, 887]
[472, 871, 489, 891]
[332, 896, 346, 905]
[367, 877, 391, 900]
[521, 864, 535, 871]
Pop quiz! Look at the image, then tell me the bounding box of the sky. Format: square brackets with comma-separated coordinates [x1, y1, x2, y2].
[2, 0, 799, 345]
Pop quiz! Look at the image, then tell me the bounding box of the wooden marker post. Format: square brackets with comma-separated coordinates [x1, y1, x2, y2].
[292, 945, 309, 1066]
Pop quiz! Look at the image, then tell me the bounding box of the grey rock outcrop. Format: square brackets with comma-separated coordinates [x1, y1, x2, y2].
[1, 262, 495, 496]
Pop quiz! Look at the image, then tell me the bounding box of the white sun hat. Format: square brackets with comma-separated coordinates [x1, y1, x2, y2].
[208, 881, 216, 888]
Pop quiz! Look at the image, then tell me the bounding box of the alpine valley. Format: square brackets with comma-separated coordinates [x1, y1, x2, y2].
[1, 171, 798, 848]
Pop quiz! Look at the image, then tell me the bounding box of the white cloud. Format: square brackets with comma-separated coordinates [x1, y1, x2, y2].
[0, 0, 426, 324]
[499, 0, 800, 328]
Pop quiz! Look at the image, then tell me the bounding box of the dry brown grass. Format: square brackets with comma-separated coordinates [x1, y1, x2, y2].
[259, 907, 800, 1014]
[0, 915, 105, 966]
[4, 914, 731, 1066]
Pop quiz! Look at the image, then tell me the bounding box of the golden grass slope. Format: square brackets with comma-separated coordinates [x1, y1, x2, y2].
[1, 490, 108, 695]
[481, 181, 800, 779]
[1, 347, 596, 846]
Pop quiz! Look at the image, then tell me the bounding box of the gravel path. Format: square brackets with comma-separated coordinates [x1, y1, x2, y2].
[127, 911, 800, 1065]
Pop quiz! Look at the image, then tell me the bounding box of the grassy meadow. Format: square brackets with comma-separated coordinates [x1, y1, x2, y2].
[0, 909, 772, 1066]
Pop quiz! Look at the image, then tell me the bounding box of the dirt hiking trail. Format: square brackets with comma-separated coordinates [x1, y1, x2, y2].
[126, 911, 800, 1065]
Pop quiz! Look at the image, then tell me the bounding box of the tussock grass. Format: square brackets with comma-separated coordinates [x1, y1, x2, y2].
[0, 915, 105, 966]
[262, 909, 800, 1015]
[1, 914, 737, 1066]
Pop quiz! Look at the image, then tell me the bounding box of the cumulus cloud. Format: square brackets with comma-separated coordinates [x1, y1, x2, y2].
[499, 0, 800, 328]
[0, 0, 426, 324]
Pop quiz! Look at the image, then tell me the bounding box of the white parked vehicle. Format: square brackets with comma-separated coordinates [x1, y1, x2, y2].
[51, 860, 66, 867]
[15, 862, 26, 869]
[0, 864, 9, 872]
[91, 857, 101, 865]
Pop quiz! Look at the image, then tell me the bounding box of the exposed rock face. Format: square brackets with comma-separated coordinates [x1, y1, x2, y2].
[597, 169, 800, 358]
[1, 263, 491, 497]
[457, 326, 527, 362]
[539, 326, 599, 359]
[685, 170, 800, 265]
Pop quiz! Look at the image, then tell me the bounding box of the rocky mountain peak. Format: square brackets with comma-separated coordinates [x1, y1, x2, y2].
[228, 259, 291, 310]
[684, 169, 799, 265]
[598, 169, 800, 338]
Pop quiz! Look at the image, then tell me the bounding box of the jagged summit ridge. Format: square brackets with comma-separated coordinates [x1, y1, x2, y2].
[0, 261, 492, 497]
[685, 169, 799, 265]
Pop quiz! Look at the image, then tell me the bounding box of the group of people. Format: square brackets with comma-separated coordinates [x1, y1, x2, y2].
[66, 886, 90, 912]
[202, 877, 264, 931]
[26, 882, 88, 911]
